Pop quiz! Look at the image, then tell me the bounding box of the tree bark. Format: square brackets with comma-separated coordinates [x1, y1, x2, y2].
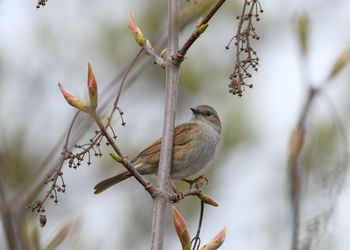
[150, 0, 179, 249]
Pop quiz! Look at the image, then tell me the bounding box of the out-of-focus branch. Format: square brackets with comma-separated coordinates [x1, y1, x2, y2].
[151, 0, 180, 249]
[0, 170, 23, 250]
[289, 14, 350, 250]
[288, 89, 317, 250]
[288, 14, 315, 250]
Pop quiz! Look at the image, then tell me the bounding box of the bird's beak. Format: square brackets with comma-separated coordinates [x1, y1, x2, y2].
[191, 107, 201, 114]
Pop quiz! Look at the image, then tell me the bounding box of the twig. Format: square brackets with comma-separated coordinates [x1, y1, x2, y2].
[229, 0, 263, 96]
[168, 188, 201, 202]
[0, 174, 23, 250]
[174, 0, 226, 65]
[288, 78, 318, 250]
[143, 42, 166, 68]
[151, 0, 180, 249]
[89, 111, 157, 197]
[191, 201, 205, 250]
[28, 111, 82, 212]
[112, 49, 144, 111]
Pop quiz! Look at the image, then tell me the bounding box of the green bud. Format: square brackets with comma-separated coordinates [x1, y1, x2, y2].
[109, 152, 122, 163]
[197, 23, 209, 34]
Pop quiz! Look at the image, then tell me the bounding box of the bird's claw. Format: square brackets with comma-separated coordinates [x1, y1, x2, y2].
[181, 175, 208, 189]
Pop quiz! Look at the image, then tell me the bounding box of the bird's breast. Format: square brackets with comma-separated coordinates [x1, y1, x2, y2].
[170, 123, 220, 179]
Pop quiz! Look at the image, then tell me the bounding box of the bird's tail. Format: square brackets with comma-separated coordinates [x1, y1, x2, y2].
[94, 163, 155, 194]
[94, 171, 132, 194]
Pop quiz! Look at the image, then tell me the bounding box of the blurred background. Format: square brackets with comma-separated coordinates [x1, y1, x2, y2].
[1, 0, 350, 249]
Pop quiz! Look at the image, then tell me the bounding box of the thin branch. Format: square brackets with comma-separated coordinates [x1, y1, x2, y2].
[0, 174, 23, 250]
[191, 201, 205, 250]
[288, 75, 318, 250]
[89, 111, 157, 197]
[143, 41, 166, 68]
[174, 0, 226, 65]
[151, 0, 180, 249]
[168, 188, 201, 202]
[112, 49, 144, 111]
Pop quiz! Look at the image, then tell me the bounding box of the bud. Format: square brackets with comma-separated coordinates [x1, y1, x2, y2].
[87, 62, 98, 109]
[160, 48, 167, 58]
[289, 128, 305, 157]
[197, 193, 219, 207]
[296, 13, 309, 54]
[109, 152, 122, 163]
[172, 206, 191, 250]
[196, 17, 204, 28]
[39, 214, 47, 227]
[58, 83, 88, 111]
[128, 10, 146, 46]
[200, 227, 226, 250]
[197, 23, 209, 34]
[328, 46, 350, 79]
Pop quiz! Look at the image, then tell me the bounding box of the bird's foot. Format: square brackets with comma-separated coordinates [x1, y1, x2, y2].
[181, 175, 208, 189]
[170, 180, 184, 202]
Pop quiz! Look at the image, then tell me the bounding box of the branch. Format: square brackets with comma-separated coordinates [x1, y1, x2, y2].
[89, 111, 157, 197]
[128, 11, 165, 68]
[168, 188, 201, 203]
[0, 174, 23, 250]
[174, 0, 226, 65]
[288, 88, 317, 250]
[151, 0, 180, 249]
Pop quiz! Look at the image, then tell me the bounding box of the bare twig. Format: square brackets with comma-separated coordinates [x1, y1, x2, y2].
[288, 90, 316, 250]
[191, 201, 205, 250]
[151, 0, 180, 249]
[0, 174, 24, 250]
[28, 111, 82, 213]
[89, 111, 157, 197]
[143, 42, 166, 68]
[168, 188, 201, 202]
[112, 49, 144, 111]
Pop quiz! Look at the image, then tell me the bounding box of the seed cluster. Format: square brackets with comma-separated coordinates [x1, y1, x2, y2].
[36, 0, 48, 8]
[227, 0, 263, 97]
[29, 126, 118, 226]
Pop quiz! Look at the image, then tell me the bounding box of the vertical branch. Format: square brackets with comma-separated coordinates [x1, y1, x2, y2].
[0, 175, 24, 250]
[151, 0, 180, 249]
[289, 14, 312, 250]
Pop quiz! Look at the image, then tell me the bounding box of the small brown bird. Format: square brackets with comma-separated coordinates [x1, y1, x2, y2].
[94, 105, 221, 194]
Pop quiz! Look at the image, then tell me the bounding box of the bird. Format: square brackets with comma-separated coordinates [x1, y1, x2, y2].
[94, 105, 221, 194]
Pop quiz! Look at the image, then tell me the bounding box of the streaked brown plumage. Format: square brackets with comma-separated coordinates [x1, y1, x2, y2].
[94, 105, 221, 194]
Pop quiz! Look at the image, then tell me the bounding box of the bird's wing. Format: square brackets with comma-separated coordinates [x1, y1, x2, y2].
[130, 123, 200, 164]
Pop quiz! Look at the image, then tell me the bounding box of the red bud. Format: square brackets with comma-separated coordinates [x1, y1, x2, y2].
[172, 206, 191, 250]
